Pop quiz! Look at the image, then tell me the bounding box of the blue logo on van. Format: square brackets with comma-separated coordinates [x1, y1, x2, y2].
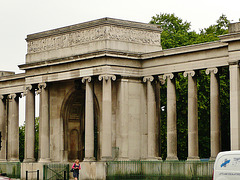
[221, 159, 230, 167]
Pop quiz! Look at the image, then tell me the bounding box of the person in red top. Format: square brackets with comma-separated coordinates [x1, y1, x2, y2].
[72, 159, 81, 180]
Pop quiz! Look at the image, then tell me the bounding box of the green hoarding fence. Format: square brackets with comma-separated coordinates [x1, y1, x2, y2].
[0, 162, 21, 178]
[43, 164, 69, 180]
[106, 160, 214, 180]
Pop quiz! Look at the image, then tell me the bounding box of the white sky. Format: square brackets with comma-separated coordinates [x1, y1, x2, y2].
[0, 0, 239, 125]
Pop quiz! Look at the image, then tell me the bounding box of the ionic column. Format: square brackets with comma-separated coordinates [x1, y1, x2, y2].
[82, 77, 95, 161]
[143, 76, 159, 160]
[163, 73, 178, 160]
[183, 71, 199, 160]
[99, 74, 116, 160]
[8, 93, 19, 162]
[206, 68, 221, 159]
[0, 95, 7, 161]
[229, 61, 240, 150]
[23, 85, 35, 162]
[37, 83, 50, 162]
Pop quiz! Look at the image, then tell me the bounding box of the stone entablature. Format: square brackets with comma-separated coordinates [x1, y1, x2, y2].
[26, 18, 162, 63]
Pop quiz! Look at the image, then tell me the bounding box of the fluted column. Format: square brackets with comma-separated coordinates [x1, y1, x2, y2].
[8, 93, 19, 162]
[183, 71, 199, 160]
[206, 68, 221, 159]
[82, 77, 95, 161]
[0, 95, 7, 161]
[23, 85, 35, 162]
[229, 61, 240, 150]
[143, 76, 159, 160]
[99, 74, 116, 160]
[37, 83, 50, 162]
[163, 73, 178, 160]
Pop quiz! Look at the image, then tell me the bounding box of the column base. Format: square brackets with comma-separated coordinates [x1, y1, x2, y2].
[209, 157, 216, 161]
[166, 156, 178, 161]
[24, 158, 36, 163]
[146, 157, 162, 161]
[84, 157, 96, 162]
[101, 156, 112, 161]
[9, 158, 20, 162]
[187, 156, 200, 161]
[0, 159, 7, 162]
[38, 158, 51, 163]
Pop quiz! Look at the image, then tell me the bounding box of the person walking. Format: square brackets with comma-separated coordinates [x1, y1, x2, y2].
[72, 159, 81, 180]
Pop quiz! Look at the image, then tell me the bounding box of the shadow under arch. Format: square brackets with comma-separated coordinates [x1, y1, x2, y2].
[60, 85, 100, 162]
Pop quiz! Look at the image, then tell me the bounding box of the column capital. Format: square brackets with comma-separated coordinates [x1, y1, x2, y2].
[23, 84, 33, 96]
[98, 74, 116, 81]
[163, 73, 174, 80]
[8, 94, 17, 100]
[228, 60, 239, 66]
[143, 76, 154, 83]
[0, 95, 4, 100]
[158, 75, 166, 85]
[183, 70, 195, 77]
[206, 67, 218, 75]
[82, 76, 92, 83]
[36, 82, 47, 95]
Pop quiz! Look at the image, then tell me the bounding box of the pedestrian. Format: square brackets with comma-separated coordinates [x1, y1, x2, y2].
[72, 159, 81, 180]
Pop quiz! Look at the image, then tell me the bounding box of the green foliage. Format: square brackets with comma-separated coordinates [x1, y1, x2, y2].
[154, 13, 231, 160]
[19, 123, 25, 162]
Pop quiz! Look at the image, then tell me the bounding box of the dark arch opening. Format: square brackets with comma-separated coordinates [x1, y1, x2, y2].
[61, 84, 100, 162]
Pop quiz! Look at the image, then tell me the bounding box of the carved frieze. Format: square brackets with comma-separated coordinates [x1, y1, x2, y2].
[27, 25, 161, 54]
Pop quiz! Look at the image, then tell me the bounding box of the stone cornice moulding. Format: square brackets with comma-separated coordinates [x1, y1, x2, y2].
[183, 70, 195, 77]
[206, 67, 218, 75]
[163, 73, 174, 80]
[26, 17, 162, 41]
[82, 76, 92, 83]
[98, 74, 116, 81]
[143, 76, 154, 83]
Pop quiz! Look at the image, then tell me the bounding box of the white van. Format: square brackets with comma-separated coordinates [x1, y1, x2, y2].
[213, 150, 240, 180]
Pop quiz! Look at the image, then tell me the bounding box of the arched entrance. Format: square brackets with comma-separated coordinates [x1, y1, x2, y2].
[61, 84, 100, 162]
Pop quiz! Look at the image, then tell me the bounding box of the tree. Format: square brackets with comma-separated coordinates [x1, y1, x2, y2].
[150, 13, 230, 160]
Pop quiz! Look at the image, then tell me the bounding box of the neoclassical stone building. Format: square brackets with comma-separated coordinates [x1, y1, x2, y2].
[0, 18, 240, 179]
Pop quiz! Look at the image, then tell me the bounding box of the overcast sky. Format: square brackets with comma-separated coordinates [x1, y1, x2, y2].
[0, 0, 239, 125]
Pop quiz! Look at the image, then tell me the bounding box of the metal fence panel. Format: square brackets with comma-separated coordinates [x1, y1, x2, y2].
[43, 164, 69, 180]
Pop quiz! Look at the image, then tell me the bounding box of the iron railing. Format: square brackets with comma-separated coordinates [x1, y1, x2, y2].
[43, 164, 69, 180]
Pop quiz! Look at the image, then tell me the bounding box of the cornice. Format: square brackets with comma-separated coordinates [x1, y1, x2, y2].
[26, 17, 162, 41]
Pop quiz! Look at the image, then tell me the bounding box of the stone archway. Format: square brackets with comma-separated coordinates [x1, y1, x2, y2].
[61, 84, 100, 162]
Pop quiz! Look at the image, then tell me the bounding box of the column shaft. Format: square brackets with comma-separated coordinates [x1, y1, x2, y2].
[164, 74, 178, 160]
[0, 96, 7, 161]
[84, 78, 95, 161]
[24, 86, 35, 162]
[144, 76, 158, 159]
[117, 79, 129, 159]
[8, 94, 19, 161]
[206, 68, 221, 158]
[99, 75, 116, 160]
[229, 64, 240, 150]
[38, 83, 50, 162]
[184, 71, 199, 160]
